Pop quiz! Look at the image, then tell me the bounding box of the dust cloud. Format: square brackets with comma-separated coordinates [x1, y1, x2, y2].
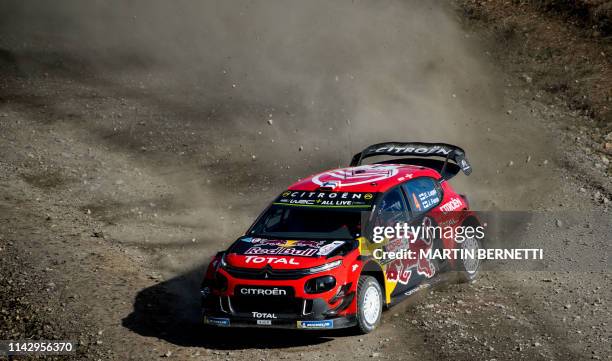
[0, 0, 500, 156]
[0, 0, 507, 272]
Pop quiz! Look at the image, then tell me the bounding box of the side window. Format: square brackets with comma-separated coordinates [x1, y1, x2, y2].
[372, 187, 407, 228]
[402, 177, 441, 216]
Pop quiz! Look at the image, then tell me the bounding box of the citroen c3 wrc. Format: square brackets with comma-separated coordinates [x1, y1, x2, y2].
[201, 142, 483, 333]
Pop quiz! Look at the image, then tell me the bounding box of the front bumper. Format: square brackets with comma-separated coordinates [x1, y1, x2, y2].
[203, 313, 357, 330]
[201, 258, 360, 330]
[202, 291, 357, 330]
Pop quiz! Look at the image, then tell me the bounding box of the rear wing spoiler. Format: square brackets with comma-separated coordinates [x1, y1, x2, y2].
[350, 142, 472, 177]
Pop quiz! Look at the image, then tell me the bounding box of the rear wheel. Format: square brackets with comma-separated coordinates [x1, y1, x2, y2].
[355, 275, 383, 334]
[456, 234, 482, 283]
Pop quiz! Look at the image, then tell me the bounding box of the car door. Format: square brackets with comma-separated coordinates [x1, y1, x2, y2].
[369, 186, 417, 297]
[396, 177, 443, 291]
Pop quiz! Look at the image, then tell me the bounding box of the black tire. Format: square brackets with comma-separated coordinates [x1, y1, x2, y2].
[431, 237, 449, 274]
[355, 275, 383, 334]
[456, 234, 483, 283]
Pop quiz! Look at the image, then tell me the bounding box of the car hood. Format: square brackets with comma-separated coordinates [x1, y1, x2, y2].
[226, 236, 348, 269]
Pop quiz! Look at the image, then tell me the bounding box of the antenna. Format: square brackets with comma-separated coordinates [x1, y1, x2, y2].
[346, 119, 353, 164]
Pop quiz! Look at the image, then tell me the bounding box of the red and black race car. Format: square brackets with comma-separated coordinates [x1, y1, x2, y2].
[201, 142, 483, 333]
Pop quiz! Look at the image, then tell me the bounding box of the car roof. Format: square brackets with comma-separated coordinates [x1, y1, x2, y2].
[287, 163, 441, 193]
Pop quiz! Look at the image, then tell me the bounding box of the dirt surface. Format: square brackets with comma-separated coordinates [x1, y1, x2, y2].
[0, 1, 610, 360]
[457, 0, 612, 149]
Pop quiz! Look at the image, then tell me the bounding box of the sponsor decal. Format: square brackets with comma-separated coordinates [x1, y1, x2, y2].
[403, 283, 430, 297]
[439, 197, 462, 214]
[251, 312, 277, 319]
[351, 264, 359, 272]
[368, 144, 452, 156]
[417, 189, 440, 209]
[240, 288, 287, 296]
[312, 164, 400, 187]
[245, 246, 318, 257]
[274, 190, 377, 208]
[317, 241, 345, 256]
[278, 240, 301, 248]
[297, 320, 334, 329]
[247, 238, 325, 248]
[386, 251, 435, 285]
[438, 218, 459, 227]
[244, 256, 300, 265]
[204, 317, 230, 326]
[257, 319, 272, 325]
[237, 237, 346, 258]
[359, 143, 471, 175]
[384, 218, 435, 285]
[384, 235, 411, 253]
[459, 159, 471, 172]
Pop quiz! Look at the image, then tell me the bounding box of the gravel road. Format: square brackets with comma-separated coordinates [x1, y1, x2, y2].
[0, 1, 609, 360]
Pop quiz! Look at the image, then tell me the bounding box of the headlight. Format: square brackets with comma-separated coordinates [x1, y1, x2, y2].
[217, 253, 227, 270]
[307, 259, 342, 274]
[305, 275, 336, 294]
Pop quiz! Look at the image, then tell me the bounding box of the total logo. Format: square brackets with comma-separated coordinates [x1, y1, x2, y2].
[252, 312, 277, 319]
[244, 256, 299, 265]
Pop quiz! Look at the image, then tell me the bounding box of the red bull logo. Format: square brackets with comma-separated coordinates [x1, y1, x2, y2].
[384, 219, 436, 285]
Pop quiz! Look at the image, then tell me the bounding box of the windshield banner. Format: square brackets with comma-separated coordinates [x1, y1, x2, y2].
[273, 190, 378, 208]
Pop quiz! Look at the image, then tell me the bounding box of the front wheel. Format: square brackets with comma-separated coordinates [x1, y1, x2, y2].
[355, 275, 383, 334]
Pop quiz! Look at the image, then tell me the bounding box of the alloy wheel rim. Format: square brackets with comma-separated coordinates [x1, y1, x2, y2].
[362, 285, 381, 324]
[462, 236, 480, 274]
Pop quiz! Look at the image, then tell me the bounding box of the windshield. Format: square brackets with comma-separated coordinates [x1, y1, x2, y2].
[249, 205, 364, 240]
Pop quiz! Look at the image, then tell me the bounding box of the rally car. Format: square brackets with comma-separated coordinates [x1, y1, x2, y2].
[201, 142, 482, 333]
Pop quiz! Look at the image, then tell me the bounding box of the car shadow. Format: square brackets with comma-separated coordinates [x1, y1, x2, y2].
[122, 266, 349, 349]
